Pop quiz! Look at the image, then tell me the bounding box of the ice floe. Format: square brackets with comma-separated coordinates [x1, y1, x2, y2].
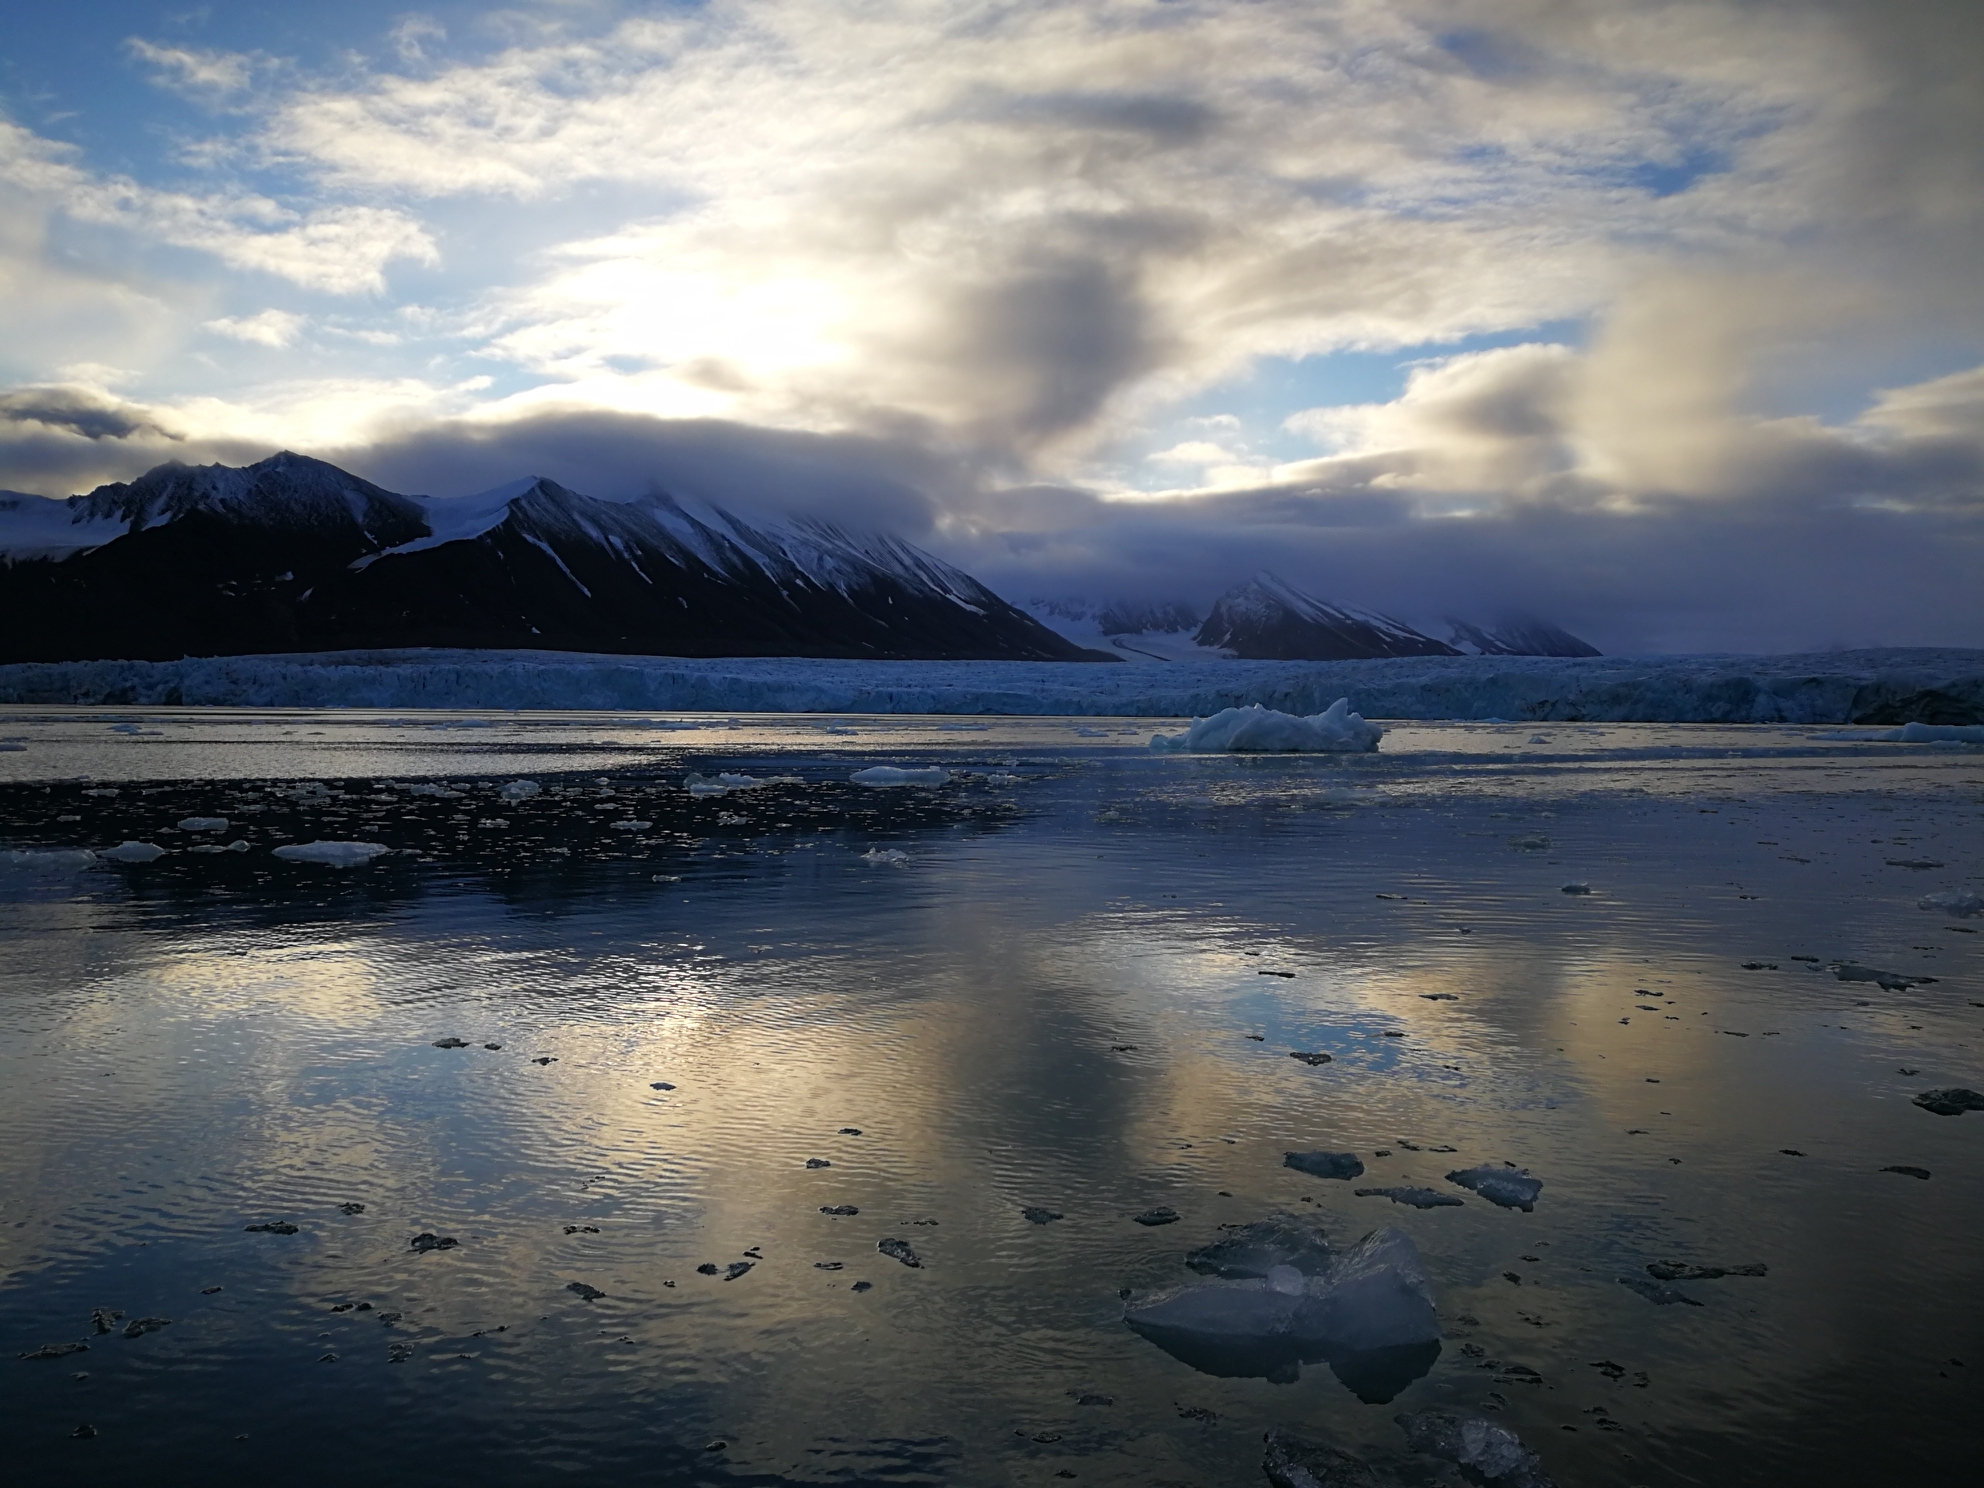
[684, 771, 802, 796]
[1919, 890, 1983, 918]
[850, 766, 950, 787]
[176, 817, 228, 832]
[1126, 1226, 1440, 1397]
[1184, 1215, 1332, 1279]
[3, 848, 97, 872]
[1284, 1150, 1366, 1181]
[498, 780, 541, 802]
[1882, 722, 1984, 744]
[1395, 1411, 1556, 1488]
[1150, 699, 1381, 754]
[1445, 1165, 1543, 1211]
[99, 841, 167, 863]
[861, 848, 908, 867]
[272, 841, 392, 866]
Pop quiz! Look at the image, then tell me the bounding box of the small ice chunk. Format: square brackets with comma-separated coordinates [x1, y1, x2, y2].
[1185, 1214, 1332, 1278]
[100, 841, 167, 863]
[176, 817, 228, 832]
[611, 820, 652, 831]
[1832, 962, 1937, 990]
[188, 840, 251, 854]
[684, 771, 802, 796]
[1507, 835, 1551, 850]
[498, 780, 541, 802]
[1919, 890, 1984, 918]
[272, 841, 391, 867]
[1446, 1166, 1542, 1211]
[408, 783, 462, 798]
[1618, 1274, 1701, 1306]
[1644, 1261, 1766, 1281]
[1150, 699, 1381, 754]
[1884, 722, 1984, 744]
[850, 766, 950, 787]
[1913, 1088, 1984, 1116]
[1560, 882, 1592, 895]
[1284, 1151, 1365, 1181]
[1396, 1410, 1556, 1487]
[1354, 1187, 1464, 1209]
[1262, 1429, 1388, 1488]
[861, 848, 908, 867]
[4, 848, 98, 872]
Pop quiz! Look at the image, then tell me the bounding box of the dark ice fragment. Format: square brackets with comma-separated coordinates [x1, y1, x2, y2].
[1285, 1151, 1365, 1181]
[431, 1038, 470, 1049]
[1882, 1165, 1932, 1179]
[1132, 1207, 1181, 1226]
[1833, 963, 1936, 990]
[338, 1202, 365, 1215]
[1645, 1262, 1766, 1281]
[409, 1233, 458, 1253]
[1262, 1428, 1388, 1488]
[805, 1158, 831, 1168]
[838, 1127, 862, 1135]
[1618, 1275, 1700, 1306]
[696, 1263, 720, 1275]
[1914, 1088, 1984, 1115]
[566, 1281, 606, 1301]
[724, 1262, 753, 1280]
[1446, 1166, 1543, 1211]
[1354, 1187, 1463, 1209]
[244, 1221, 298, 1235]
[820, 1205, 859, 1216]
[19, 1342, 89, 1360]
[89, 1309, 123, 1334]
[1022, 1207, 1064, 1224]
[121, 1317, 170, 1338]
[1184, 1214, 1330, 1278]
[877, 1237, 922, 1267]
[1289, 1051, 1332, 1066]
[649, 1081, 675, 1090]
[850, 1281, 872, 1292]
[1396, 1409, 1556, 1487]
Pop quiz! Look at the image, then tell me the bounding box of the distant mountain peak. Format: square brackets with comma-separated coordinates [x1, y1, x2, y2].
[1446, 614, 1600, 658]
[1196, 572, 1459, 660]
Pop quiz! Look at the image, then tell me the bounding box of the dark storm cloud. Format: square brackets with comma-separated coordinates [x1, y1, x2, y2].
[0, 388, 179, 443]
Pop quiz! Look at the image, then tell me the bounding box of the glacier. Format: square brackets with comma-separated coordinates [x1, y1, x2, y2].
[1, 646, 1980, 724]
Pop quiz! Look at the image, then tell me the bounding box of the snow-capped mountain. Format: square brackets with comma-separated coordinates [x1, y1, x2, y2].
[1024, 597, 1226, 663]
[0, 453, 1106, 665]
[1445, 615, 1601, 658]
[1195, 572, 1462, 660]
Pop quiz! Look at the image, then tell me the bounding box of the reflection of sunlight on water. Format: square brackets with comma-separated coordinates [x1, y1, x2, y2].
[0, 716, 1980, 1482]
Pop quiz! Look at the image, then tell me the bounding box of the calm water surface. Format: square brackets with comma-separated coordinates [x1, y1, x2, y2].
[2, 710, 1980, 1485]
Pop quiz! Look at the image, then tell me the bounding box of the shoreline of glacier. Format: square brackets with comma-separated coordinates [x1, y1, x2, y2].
[1, 647, 1980, 724]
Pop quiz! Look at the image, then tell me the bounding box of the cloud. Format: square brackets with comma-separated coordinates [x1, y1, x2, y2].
[0, 385, 179, 442]
[203, 310, 305, 347]
[125, 39, 257, 99]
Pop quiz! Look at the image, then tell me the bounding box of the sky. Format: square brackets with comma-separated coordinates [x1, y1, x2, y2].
[1, 0, 1980, 654]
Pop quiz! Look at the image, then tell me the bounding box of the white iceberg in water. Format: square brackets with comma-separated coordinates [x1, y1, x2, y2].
[497, 780, 541, 802]
[272, 841, 391, 866]
[100, 841, 168, 863]
[4, 848, 97, 871]
[684, 771, 802, 796]
[850, 766, 950, 787]
[1883, 722, 1984, 744]
[1150, 699, 1381, 754]
[1920, 890, 1984, 918]
[1125, 1226, 1439, 1397]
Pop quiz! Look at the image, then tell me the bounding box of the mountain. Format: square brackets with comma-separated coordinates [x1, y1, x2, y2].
[1445, 615, 1601, 658]
[1195, 572, 1462, 660]
[1024, 597, 1227, 663]
[0, 453, 1108, 665]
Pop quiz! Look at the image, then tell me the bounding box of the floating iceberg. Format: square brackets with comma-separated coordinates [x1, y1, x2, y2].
[1396, 1411, 1556, 1488]
[685, 771, 802, 796]
[1284, 1151, 1366, 1181]
[850, 766, 950, 787]
[3, 848, 97, 872]
[1125, 1227, 1440, 1398]
[1185, 1215, 1332, 1279]
[1919, 890, 1983, 918]
[1150, 699, 1382, 754]
[100, 841, 167, 863]
[176, 817, 228, 832]
[1446, 1165, 1543, 1211]
[272, 841, 392, 867]
[497, 780, 541, 802]
[861, 848, 908, 867]
[1883, 722, 1984, 744]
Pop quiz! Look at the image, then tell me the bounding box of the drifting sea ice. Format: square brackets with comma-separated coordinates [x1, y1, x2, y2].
[1150, 699, 1382, 754]
[1445, 1165, 1544, 1210]
[1125, 1226, 1439, 1394]
[1882, 722, 1984, 744]
[851, 766, 951, 787]
[3, 848, 97, 871]
[1184, 1215, 1333, 1279]
[99, 841, 167, 863]
[498, 780, 541, 802]
[271, 841, 391, 867]
[684, 772, 803, 796]
[176, 817, 228, 832]
[1919, 890, 1983, 918]
[1396, 1411, 1556, 1488]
